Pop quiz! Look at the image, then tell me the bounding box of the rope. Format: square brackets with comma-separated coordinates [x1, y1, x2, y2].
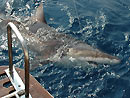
[72, 0, 82, 32]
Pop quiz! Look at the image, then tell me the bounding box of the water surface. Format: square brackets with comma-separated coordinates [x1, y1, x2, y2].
[0, 0, 130, 98]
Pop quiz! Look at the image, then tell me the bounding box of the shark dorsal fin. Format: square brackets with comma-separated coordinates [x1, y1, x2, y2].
[34, 3, 47, 24]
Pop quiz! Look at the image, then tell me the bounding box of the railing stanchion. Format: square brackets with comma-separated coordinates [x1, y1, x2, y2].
[7, 22, 30, 98]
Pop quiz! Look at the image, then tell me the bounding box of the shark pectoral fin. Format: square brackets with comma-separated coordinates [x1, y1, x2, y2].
[30, 56, 52, 70]
[67, 48, 120, 65]
[33, 3, 47, 24]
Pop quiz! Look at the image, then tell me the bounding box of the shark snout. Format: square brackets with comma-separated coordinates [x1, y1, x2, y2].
[67, 48, 120, 65]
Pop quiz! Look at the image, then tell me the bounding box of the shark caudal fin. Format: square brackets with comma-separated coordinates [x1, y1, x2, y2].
[33, 3, 47, 24]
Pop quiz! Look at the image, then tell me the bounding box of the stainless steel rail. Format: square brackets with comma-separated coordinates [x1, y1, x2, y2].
[7, 22, 30, 98]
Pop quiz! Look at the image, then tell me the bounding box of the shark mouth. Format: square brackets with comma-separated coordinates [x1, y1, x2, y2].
[68, 56, 120, 65]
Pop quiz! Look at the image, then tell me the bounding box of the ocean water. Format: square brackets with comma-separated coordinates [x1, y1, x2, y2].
[0, 0, 130, 98]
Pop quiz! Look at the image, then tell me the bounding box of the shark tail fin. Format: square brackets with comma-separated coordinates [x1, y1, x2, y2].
[34, 3, 47, 24]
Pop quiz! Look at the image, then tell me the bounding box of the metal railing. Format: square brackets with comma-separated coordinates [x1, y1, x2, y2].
[6, 22, 30, 98]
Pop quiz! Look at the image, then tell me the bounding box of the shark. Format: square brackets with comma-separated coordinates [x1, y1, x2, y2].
[0, 3, 120, 69]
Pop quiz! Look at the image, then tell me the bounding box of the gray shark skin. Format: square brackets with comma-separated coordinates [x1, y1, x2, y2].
[0, 3, 120, 68]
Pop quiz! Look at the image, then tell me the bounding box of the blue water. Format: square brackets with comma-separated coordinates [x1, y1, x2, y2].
[0, 0, 130, 98]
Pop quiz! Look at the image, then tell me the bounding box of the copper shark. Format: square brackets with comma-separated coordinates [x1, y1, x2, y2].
[0, 3, 120, 68]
